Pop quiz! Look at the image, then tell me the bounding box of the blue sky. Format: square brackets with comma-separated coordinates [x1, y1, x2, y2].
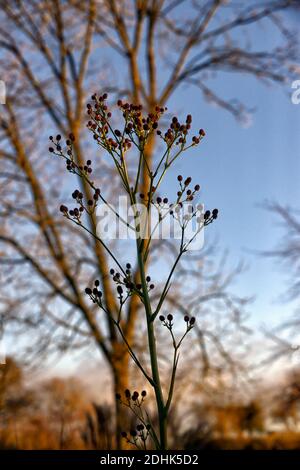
[151, 32, 300, 328]
[174, 79, 300, 327]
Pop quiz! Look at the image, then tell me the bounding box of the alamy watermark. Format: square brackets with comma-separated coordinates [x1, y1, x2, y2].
[96, 197, 206, 251]
[291, 80, 300, 105]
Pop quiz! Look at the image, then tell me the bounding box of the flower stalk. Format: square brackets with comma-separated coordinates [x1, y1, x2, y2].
[49, 93, 218, 450]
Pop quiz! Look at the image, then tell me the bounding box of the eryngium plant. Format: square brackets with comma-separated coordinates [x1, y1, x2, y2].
[49, 93, 218, 450]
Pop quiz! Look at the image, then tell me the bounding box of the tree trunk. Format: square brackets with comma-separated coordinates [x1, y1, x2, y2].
[111, 343, 131, 449]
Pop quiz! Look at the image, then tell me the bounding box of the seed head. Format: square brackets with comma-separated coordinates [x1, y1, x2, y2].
[212, 208, 219, 219]
[60, 205, 68, 213]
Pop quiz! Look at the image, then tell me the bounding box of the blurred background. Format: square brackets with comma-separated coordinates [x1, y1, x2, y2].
[1, 0, 300, 450]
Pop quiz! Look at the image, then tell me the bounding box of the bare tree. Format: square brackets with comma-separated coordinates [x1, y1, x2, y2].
[262, 203, 300, 361]
[0, 0, 298, 446]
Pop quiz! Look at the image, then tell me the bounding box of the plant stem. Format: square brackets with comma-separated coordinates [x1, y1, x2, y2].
[136, 238, 168, 449]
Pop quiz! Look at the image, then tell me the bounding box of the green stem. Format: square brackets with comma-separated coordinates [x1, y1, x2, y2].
[136, 239, 167, 450]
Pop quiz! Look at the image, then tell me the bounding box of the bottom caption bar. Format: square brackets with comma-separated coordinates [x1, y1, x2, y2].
[0, 450, 300, 467]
